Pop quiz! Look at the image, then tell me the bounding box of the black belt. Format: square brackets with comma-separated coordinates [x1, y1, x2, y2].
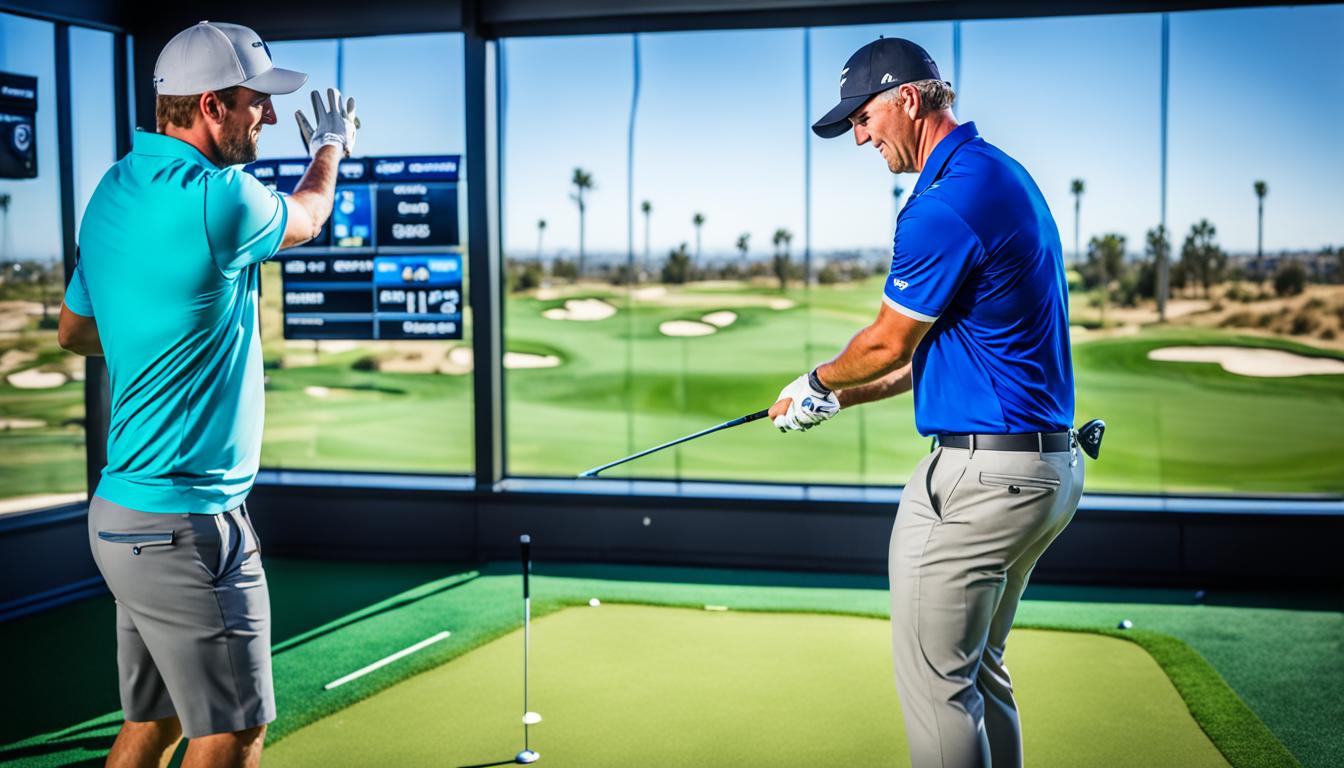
[937, 431, 1073, 452]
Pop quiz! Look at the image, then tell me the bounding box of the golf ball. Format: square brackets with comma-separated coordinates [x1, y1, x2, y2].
[523, 711, 543, 725]
[1118, 619, 1133, 630]
[589, 598, 601, 607]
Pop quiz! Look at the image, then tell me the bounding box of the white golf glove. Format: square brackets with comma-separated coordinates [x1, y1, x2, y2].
[295, 88, 358, 157]
[773, 370, 841, 432]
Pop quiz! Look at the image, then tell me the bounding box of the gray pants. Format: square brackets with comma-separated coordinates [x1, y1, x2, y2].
[88, 497, 275, 739]
[890, 444, 1084, 768]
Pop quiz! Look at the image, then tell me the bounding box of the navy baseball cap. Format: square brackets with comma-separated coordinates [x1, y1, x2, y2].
[812, 37, 944, 139]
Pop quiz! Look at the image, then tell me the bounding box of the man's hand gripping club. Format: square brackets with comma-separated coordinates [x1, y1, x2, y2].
[770, 368, 841, 432]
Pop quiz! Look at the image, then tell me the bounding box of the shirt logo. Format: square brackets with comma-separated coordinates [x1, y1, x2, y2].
[892, 278, 909, 290]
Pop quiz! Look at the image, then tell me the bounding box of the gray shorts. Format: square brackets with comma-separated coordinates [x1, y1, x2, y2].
[88, 496, 275, 738]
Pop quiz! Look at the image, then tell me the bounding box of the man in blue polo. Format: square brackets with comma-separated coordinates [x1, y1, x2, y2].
[770, 38, 1084, 768]
[58, 21, 357, 767]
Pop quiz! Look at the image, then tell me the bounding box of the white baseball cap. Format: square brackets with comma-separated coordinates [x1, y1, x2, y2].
[154, 21, 307, 96]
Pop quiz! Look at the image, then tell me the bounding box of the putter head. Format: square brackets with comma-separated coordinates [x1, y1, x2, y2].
[577, 469, 597, 479]
[1076, 419, 1106, 460]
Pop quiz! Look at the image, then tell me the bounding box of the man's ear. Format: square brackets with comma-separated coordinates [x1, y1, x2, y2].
[199, 91, 224, 125]
[901, 84, 922, 120]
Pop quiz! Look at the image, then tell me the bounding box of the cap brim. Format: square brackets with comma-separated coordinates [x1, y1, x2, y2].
[811, 93, 870, 139]
[240, 67, 308, 95]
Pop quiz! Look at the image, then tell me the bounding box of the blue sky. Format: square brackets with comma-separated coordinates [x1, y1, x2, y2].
[1, 5, 1341, 263]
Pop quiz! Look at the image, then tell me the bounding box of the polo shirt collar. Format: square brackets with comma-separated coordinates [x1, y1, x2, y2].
[912, 121, 978, 197]
[132, 129, 220, 170]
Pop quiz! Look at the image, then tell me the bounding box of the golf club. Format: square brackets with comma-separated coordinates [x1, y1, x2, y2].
[578, 408, 770, 478]
[515, 534, 540, 765]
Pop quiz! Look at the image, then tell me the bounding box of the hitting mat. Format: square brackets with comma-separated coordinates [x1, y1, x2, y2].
[265, 604, 1229, 767]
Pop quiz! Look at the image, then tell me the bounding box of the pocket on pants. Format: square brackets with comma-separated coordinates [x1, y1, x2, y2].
[979, 471, 1061, 494]
[97, 530, 175, 556]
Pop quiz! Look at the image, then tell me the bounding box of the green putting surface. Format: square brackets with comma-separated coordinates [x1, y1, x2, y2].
[266, 604, 1228, 768]
[2, 562, 1317, 767]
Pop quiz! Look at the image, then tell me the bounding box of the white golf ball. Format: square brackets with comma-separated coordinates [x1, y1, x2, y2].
[523, 711, 543, 725]
[1118, 619, 1133, 630]
[589, 598, 601, 607]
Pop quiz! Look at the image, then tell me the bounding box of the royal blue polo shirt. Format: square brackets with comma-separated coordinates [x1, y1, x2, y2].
[63, 130, 288, 513]
[883, 121, 1074, 436]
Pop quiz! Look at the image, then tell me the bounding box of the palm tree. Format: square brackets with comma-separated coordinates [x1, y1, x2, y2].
[772, 228, 793, 291]
[1253, 180, 1268, 281]
[1146, 224, 1171, 321]
[536, 218, 546, 261]
[1070, 179, 1085, 266]
[570, 168, 594, 280]
[1180, 219, 1225, 299]
[735, 233, 750, 267]
[892, 184, 904, 232]
[1087, 233, 1126, 327]
[640, 200, 652, 273]
[692, 212, 705, 268]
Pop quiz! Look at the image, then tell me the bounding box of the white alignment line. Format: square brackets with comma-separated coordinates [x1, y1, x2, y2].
[323, 631, 452, 691]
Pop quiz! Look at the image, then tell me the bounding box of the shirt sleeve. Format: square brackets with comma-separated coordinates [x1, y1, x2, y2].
[204, 168, 289, 276]
[63, 257, 95, 317]
[882, 198, 984, 322]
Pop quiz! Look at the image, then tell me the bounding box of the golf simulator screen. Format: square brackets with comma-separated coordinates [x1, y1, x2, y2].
[244, 154, 463, 340]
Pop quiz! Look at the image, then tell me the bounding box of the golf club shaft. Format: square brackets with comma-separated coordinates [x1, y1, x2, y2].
[520, 535, 531, 751]
[578, 408, 770, 478]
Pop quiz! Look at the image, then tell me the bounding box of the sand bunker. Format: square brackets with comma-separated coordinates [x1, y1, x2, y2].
[543, 299, 616, 322]
[768, 298, 795, 310]
[6, 369, 68, 389]
[0, 418, 44, 429]
[701, 311, 737, 328]
[632, 286, 667, 300]
[1148, 346, 1344, 377]
[304, 386, 332, 398]
[659, 320, 717, 337]
[0, 349, 37, 374]
[444, 347, 561, 372]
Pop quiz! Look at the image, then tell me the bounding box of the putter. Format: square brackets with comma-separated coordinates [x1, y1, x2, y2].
[578, 409, 770, 478]
[515, 535, 540, 765]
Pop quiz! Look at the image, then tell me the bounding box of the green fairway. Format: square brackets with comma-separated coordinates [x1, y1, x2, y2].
[4, 272, 1342, 504]
[254, 271, 1344, 494]
[264, 605, 1228, 768]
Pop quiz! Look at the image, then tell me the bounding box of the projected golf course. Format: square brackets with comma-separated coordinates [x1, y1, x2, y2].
[2, 272, 1342, 502]
[254, 270, 1344, 495]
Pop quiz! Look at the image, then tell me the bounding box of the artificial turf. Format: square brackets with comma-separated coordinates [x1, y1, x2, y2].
[4, 559, 1329, 767]
[263, 605, 1229, 767]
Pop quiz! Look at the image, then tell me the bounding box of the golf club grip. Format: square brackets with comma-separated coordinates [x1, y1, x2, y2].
[520, 535, 530, 598]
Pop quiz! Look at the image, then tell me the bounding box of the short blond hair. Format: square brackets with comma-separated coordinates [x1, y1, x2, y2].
[879, 79, 956, 115]
[155, 86, 241, 132]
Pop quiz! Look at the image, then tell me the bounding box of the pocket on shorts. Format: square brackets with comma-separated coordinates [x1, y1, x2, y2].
[979, 472, 1061, 494]
[97, 530, 175, 556]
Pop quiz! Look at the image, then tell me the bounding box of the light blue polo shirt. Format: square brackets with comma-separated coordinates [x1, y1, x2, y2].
[64, 130, 287, 514]
[883, 122, 1074, 436]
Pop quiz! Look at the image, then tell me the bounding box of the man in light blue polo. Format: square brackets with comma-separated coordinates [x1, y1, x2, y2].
[58, 21, 357, 767]
[771, 38, 1084, 768]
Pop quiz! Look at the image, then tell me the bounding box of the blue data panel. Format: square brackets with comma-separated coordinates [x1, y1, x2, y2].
[373, 255, 463, 340]
[246, 154, 464, 340]
[280, 253, 462, 340]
